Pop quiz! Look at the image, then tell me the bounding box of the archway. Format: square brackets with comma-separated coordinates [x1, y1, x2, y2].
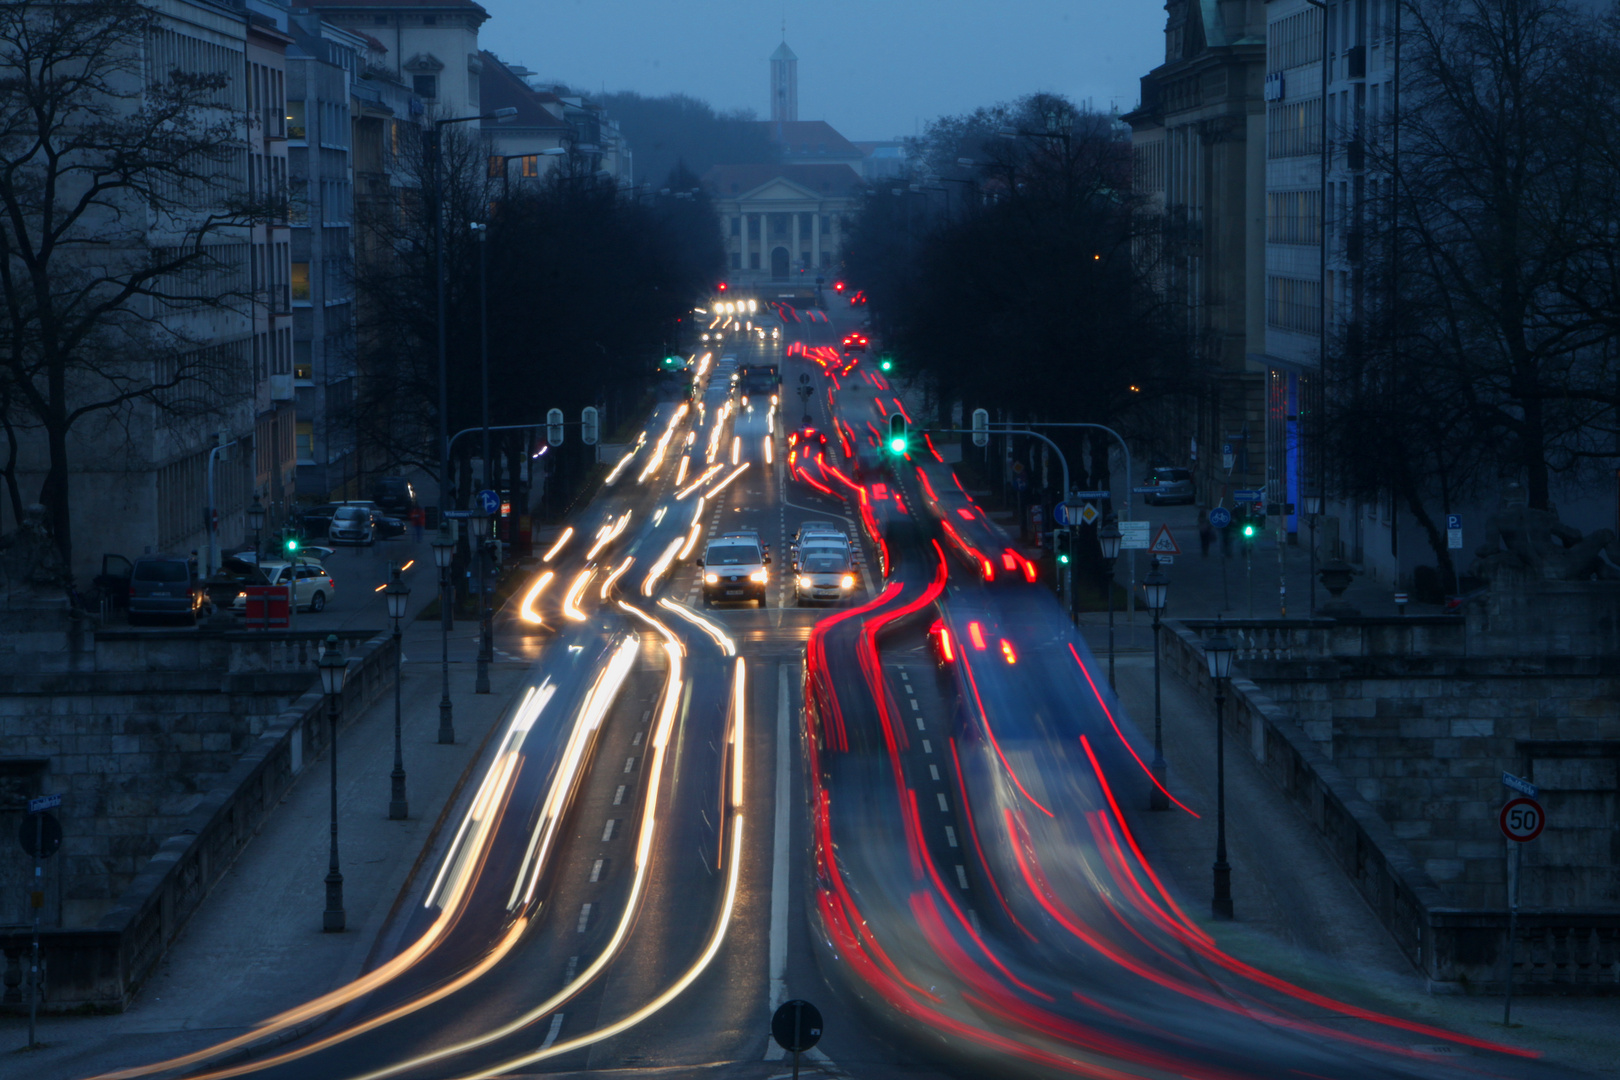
[770, 246, 789, 280]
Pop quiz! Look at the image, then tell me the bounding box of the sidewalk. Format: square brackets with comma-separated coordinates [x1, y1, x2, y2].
[3, 621, 531, 1077]
[1099, 648, 1620, 1077]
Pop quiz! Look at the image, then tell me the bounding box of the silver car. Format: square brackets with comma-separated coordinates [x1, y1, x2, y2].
[328, 505, 376, 545]
[1144, 467, 1196, 506]
[795, 548, 857, 605]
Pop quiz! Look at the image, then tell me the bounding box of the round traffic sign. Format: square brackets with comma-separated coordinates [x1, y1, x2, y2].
[19, 811, 62, 859]
[1499, 797, 1545, 843]
[771, 999, 824, 1053]
[1209, 506, 1232, 528]
[477, 489, 500, 516]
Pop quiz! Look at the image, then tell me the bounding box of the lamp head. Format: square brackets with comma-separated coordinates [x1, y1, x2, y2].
[1143, 563, 1169, 612]
[247, 494, 266, 532]
[384, 565, 411, 621]
[431, 523, 457, 568]
[1204, 618, 1236, 680]
[317, 633, 348, 695]
[1098, 521, 1122, 561]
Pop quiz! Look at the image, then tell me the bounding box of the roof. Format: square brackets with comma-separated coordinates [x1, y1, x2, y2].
[479, 52, 572, 130]
[304, 0, 490, 17]
[703, 162, 863, 200]
[770, 41, 798, 61]
[757, 120, 861, 159]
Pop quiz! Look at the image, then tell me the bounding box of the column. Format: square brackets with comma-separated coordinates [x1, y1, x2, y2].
[811, 209, 821, 269]
[791, 211, 801, 272]
[740, 212, 749, 273]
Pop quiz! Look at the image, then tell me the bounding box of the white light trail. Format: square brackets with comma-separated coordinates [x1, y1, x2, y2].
[599, 556, 634, 599]
[542, 527, 573, 563]
[676, 463, 722, 500]
[563, 567, 595, 621]
[519, 570, 555, 625]
[704, 462, 749, 501]
[641, 537, 685, 596]
[605, 448, 638, 486]
[657, 597, 736, 656]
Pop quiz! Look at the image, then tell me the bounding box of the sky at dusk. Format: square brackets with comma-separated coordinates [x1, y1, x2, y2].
[478, 1, 1166, 141]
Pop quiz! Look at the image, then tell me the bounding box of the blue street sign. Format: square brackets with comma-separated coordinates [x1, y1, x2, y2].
[1233, 489, 1264, 501]
[477, 489, 500, 516]
[444, 510, 472, 520]
[1073, 490, 1110, 499]
[1131, 486, 1160, 495]
[1447, 514, 1462, 530]
[1209, 506, 1232, 528]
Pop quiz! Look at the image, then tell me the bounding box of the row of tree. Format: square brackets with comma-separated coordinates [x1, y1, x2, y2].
[1332, 0, 1620, 577]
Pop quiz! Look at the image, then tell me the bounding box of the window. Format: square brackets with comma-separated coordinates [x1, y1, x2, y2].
[413, 74, 438, 100]
[294, 341, 312, 380]
[1267, 8, 1323, 74]
[290, 262, 310, 303]
[1266, 191, 1322, 244]
[488, 155, 505, 178]
[296, 422, 314, 461]
[731, 253, 741, 269]
[1266, 275, 1322, 334]
[520, 155, 540, 177]
[286, 100, 306, 140]
[1267, 98, 1322, 159]
[798, 211, 813, 234]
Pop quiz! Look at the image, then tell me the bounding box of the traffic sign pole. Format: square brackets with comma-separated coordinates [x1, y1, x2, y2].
[1497, 794, 1545, 1026]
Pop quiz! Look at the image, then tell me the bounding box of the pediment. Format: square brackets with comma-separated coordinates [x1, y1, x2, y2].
[738, 177, 822, 202]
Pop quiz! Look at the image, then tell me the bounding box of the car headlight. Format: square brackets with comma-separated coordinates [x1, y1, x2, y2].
[749, 569, 768, 583]
[704, 572, 719, 584]
[841, 574, 855, 589]
[798, 575, 811, 589]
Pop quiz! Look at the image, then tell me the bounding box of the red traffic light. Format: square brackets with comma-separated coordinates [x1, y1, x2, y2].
[717, 282, 728, 292]
[833, 281, 845, 292]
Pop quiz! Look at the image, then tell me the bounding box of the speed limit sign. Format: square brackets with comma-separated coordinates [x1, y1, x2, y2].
[1499, 797, 1545, 842]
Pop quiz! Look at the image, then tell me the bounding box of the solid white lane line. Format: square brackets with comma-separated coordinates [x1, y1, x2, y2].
[577, 904, 592, 932]
[590, 859, 603, 882]
[955, 865, 969, 890]
[945, 826, 958, 848]
[936, 793, 949, 812]
[540, 1014, 563, 1050]
[766, 663, 792, 1061]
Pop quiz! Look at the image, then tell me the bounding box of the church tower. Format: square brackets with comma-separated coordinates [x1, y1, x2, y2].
[770, 41, 798, 123]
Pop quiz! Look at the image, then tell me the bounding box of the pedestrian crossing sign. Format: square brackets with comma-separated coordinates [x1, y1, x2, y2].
[1151, 524, 1181, 555]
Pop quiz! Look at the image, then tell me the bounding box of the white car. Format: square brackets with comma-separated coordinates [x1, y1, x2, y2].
[795, 548, 858, 605]
[231, 560, 336, 613]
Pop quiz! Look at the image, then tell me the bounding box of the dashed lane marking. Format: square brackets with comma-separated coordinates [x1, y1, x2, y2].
[590, 858, 603, 882]
[955, 865, 969, 890]
[945, 826, 958, 848]
[577, 903, 592, 932]
[613, 785, 626, 805]
[909, 698, 920, 710]
[915, 716, 925, 731]
[541, 1013, 564, 1050]
[936, 793, 949, 812]
[921, 739, 932, 754]
[601, 819, 617, 841]
[929, 764, 940, 781]
[623, 757, 635, 773]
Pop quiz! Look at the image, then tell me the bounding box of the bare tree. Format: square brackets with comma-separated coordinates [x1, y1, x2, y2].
[0, 0, 260, 569]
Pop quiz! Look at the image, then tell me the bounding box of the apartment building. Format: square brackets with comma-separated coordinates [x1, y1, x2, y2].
[1123, 0, 1269, 509]
[306, 0, 488, 119]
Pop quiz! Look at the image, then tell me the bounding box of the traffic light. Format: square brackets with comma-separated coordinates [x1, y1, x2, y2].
[716, 281, 728, 293]
[886, 413, 908, 455]
[1238, 502, 1264, 541]
[283, 529, 300, 558]
[834, 280, 846, 292]
[879, 357, 893, 372]
[1054, 529, 1072, 565]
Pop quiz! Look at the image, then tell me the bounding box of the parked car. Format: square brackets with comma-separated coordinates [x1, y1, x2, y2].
[91, 554, 133, 610]
[301, 504, 339, 539]
[328, 505, 377, 545]
[230, 559, 335, 613]
[127, 555, 203, 625]
[372, 476, 418, 516]
[234, 544, 336, 565]
[1144, 466, 1196, 506]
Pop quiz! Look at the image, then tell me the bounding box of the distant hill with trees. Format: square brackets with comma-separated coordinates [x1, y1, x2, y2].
[598, 91, 779, 188]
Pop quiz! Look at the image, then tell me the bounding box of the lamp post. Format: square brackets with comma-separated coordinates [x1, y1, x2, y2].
[1305, 493, 1323, 614]
[431, 524, 457, 744]
[470, 499, 491, 694]
[317, 635, 349, 931]
[430, 108, 516, 550]
[385, 566, 411, 820]
[471, 217, 493, 697]
[1143, 562, 1170, 812]
[248, 494, 266, 560]
[1099, 520, 1122, 688]
[1205, 620, 1237, 920]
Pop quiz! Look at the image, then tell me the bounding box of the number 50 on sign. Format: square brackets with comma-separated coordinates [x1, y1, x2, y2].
[1499, 797, 1545, 842]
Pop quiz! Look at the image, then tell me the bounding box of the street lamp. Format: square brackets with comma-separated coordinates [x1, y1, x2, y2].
[317, 634, 349, 931]
[431, 523, 457, 744]
[248, 494, 266, 559]
[385, 566, 411, 820]
[1204, 620, 1237, 920]
[470, 498, 491, 694]
[431, 107, 516, 554]
[1143, 562, 1170, 811]
[1099, 521, 1122, 687]
[1304, 493, 1323, 614]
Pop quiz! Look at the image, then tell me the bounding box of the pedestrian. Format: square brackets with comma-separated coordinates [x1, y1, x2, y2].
[411, 505, 425, 543]
[1198, 508, 1214, 558]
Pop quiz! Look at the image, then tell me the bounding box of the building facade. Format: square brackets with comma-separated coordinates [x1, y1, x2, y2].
[1124, 0, 1269, 514]
[306, 0, 488, 120]
[706, 164, 861, 287]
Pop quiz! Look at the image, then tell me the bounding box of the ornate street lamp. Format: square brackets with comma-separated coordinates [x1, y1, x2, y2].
[384, 567, 411, 820]
[1204, 620, 1237, 921]
[470, 500, 491, 695]
[1143, 561, 1170, 812]
[1099, 520, 1122, 687]
[317, 635, 349, 931]
[431, 524, 457, 744]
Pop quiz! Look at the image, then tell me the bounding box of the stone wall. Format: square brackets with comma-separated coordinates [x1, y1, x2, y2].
[1170, 613, 1620, 993]
[0, 629, 396, 1011]
[0, 630, 381, 929]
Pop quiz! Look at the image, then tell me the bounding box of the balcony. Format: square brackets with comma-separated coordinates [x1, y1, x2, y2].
[270, 373, 294, 401]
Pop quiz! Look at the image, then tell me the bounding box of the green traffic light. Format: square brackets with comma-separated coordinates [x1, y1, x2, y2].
[1057, 553, 1070, 564]
[1242, 523, 1256, 538]
[888, 437, 907, 454]
[880, 359, 893, 372]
